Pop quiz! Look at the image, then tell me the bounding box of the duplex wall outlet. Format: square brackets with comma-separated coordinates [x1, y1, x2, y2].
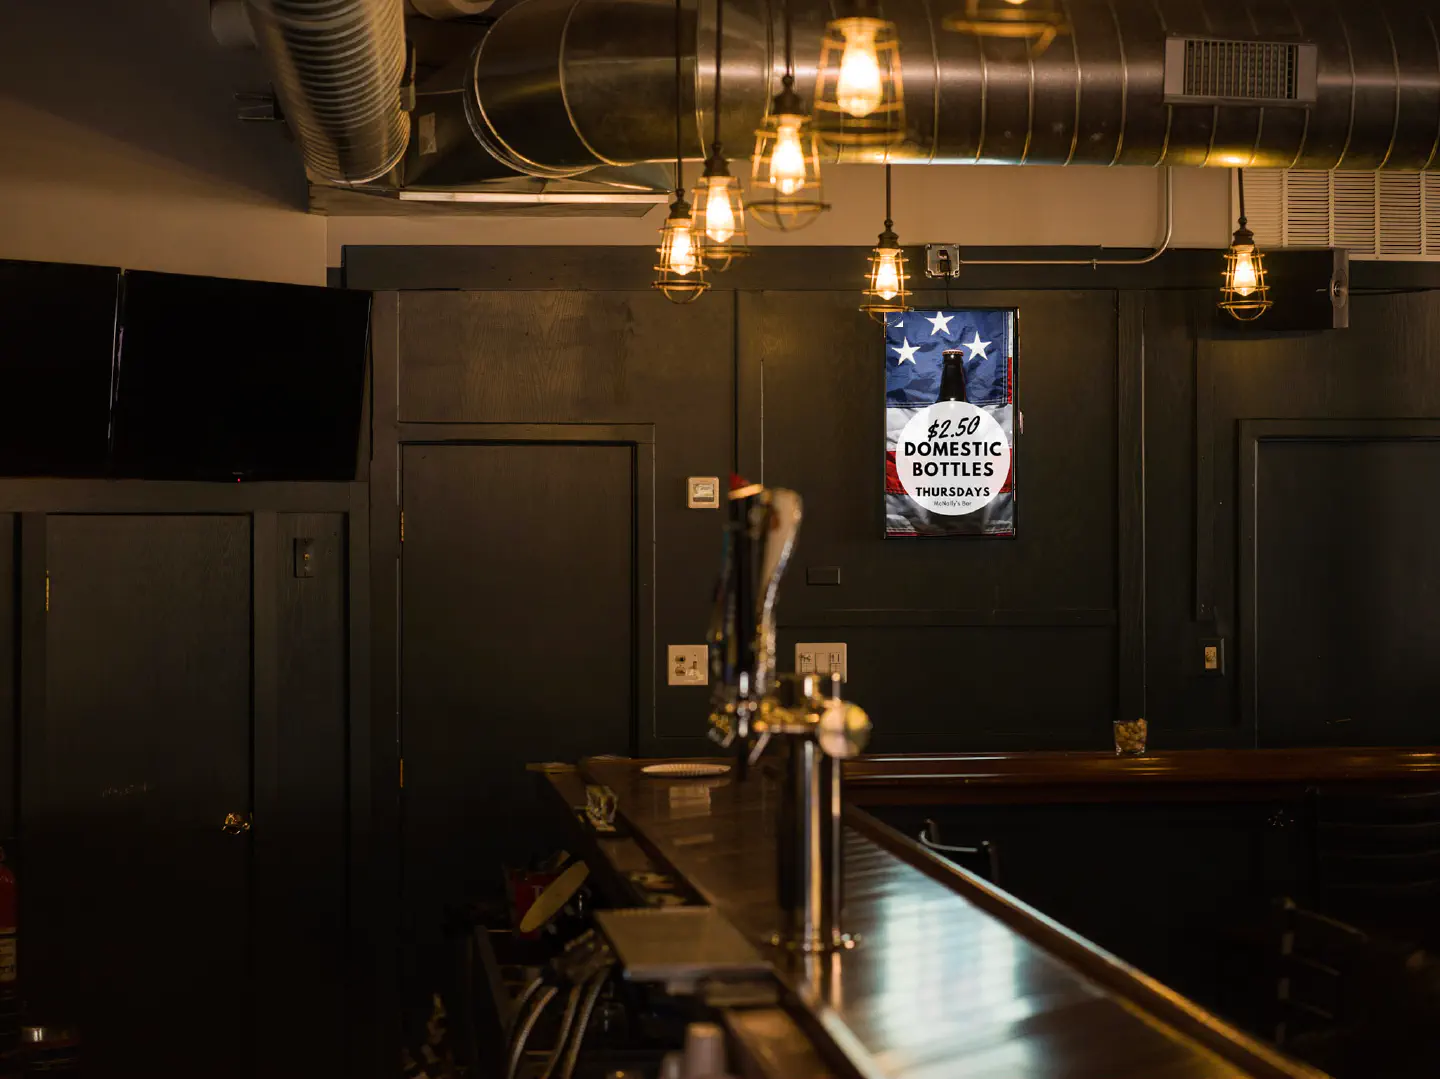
[795, 642, 848, 681]
[687, 477, 720, 509]
[1200, 637, 1226, 676]
[667, 645, 708, 686]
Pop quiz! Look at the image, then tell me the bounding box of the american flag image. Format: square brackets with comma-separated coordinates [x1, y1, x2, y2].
[885, 308, 1017, 538]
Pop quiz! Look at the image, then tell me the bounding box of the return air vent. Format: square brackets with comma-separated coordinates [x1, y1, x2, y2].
[1244, 170, 1440, 261]
[1164, 38, 1317, 106]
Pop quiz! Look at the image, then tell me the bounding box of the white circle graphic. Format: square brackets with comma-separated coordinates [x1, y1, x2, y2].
[895, 401, 1011, 516]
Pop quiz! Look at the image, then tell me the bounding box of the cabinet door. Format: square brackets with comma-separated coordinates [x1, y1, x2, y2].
[25, 515, 253, 1079]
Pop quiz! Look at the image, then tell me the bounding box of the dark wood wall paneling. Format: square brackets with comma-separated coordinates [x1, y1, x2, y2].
[351, 247, 1440, 763]
[0, 481, 364, 1079]
[260, 511, 353, 1074]
[1142, 291, 1234, 744]
[382, 277, 1130, 770]
[394, 290, 733, 749]
[752, 287, 1120, 750]
[1144, 289, 1440, 747]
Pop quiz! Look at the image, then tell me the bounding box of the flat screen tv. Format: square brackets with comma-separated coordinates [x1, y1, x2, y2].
[0, 260, 119, 476]
[111, 271, 370, 481]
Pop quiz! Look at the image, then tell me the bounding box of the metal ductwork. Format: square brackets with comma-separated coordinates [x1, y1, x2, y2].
[408, 0, 495, 17]
[464, 0, 1440, 175]
[246, 0, 412, 184]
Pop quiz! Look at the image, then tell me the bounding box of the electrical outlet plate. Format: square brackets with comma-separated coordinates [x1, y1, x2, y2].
[687, 477, 721, 509]
[667, 645, 708, 686]
[1200, 637, 1225, 676]
[795, 642, 847, 680]
[925, 244, 962, 278]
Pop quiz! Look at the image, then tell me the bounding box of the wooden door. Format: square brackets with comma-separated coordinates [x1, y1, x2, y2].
[399, 442, 635, 1003]
[1255, 437, 1440, 746]
[25, 515, 253, 1078]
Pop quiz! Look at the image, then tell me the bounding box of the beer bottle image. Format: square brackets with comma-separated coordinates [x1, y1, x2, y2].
[938, 349, 968, 403]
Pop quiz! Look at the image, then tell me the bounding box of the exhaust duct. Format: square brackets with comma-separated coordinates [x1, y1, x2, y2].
[464, 0, 1440, 175]
[246, 0, 411, 184]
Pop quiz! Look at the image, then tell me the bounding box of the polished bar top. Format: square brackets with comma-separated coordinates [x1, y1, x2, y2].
[564, 758, 1324, 1079]
[844, 746, 1440, 804]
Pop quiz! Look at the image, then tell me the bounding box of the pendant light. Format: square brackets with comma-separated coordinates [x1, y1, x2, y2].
[814, 0, 905, 150]
[860, 164, 910, 322]
[1219, 168, 1271, 322]
[943, 0, 1069, 57]
[654, 0, 709, 304]
[750, 0, 828, 231]
[692, 0, 748, 269]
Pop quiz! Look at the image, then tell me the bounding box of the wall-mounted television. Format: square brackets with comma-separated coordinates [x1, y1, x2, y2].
[0, 261, 370, 481]
[0, 260, 118, 476]
[112, 271, 370, 482]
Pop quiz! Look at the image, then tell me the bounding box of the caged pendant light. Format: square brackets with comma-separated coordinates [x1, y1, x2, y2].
[751, 0, 829, 231]
[943, 0, 1069, 57]
[692, 0, 748, 269]
[1219, 169, 1272, 322]
[859, 164, 911, 322]
[654, 0, 709, 303]
[813, 0, 905, 151]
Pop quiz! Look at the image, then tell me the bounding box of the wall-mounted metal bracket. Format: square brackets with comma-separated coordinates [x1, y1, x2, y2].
[1329, 249, 1350, 329]
[925, 244, 963, 278]
[234, 91, 283, 123]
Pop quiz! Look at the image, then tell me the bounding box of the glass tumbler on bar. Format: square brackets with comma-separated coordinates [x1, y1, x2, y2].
[1113, 718, 1148, 756]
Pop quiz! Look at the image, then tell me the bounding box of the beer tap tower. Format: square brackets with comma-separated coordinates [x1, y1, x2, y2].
[707, 478, 872, 951]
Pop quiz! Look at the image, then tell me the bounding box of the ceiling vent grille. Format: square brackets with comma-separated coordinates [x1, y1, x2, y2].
[1164, 38, 1317, 105]
[1244, 170, 1440, 261]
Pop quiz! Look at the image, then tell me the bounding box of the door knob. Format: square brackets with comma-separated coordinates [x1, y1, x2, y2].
[222, 812, 252, 835]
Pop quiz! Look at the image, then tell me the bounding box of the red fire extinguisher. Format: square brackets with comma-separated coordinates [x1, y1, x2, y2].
[0, 847, 15, 993]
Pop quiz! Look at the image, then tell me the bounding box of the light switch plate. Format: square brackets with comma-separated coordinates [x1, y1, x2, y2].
[668, 645, 708, 686]
[687, 477, 721, 509]
[795, 642, 847, 680]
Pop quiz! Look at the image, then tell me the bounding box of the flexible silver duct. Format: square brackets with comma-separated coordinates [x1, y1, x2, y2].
[409, 0, 494, 16]
[246, 0, 411, 184]
[464, 0, 1440, 176]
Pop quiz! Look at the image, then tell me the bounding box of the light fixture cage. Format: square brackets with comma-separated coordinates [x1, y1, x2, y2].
[1219, 231, 1272, 322]
[653, 196, 710, 304]
[693, 158, 750, 270]
[813, 10, 906, 148]
[943, 0, 1069, 56]
[748, 77, 829, 231]
[860, 236, 911, 323]
[751, 107, 830, 231]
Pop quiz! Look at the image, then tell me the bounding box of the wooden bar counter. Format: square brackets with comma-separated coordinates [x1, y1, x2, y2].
[542, 756, 1335, 1079]
[845, 747, 1440, 805]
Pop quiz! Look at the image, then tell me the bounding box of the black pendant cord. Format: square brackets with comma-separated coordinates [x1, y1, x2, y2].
[877, 162, 897, 246]
[675, 0, 683, 198]
[710, 0, 723, 153]
[783, 0, 794, 85]
[1237, 167, 1248, 232]
[884, 163, 893, 232]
